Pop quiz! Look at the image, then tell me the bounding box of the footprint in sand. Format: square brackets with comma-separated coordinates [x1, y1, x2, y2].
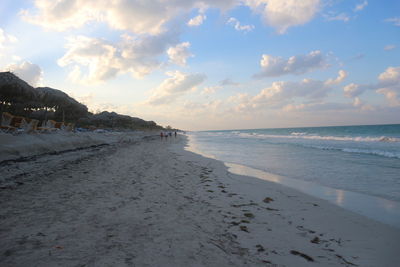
[243, 212, 254, 219]
[255, 244, 265, 252]
[263, 197, 274, 203]
[240, 225, 249, 232]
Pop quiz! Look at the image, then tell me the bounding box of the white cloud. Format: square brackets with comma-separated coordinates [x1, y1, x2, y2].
[352, 97, 362, 107]
[385, 17, 400, 27]
[376, 67, 400, 106]
[21, 0, 175, 35]
[253, 78, 329, 104]
[21, 0, 325, 39]
[6, 61, 43, 87]
[343, 66, 400, 106]
[21, 0, 238, 35]
[378, 66, 400, 86]
[0, 29, 43, 86]
[58, 31, 179, 82]
[384, 45, 396, 51]
[188, 14, 206, 26]
[232, 70, 345, 112]
[0, 28, 20, 65]
[354, 1, 368, 12]
[376, 88, 400, 106]
[202, 86, 222, 95]
[324, 12, 350, 22]
[201, 78, 239, 95]
[20, 0, 100, 32]
[0, 28, 18, 49]
[246, 0, 320, 34]
[227, 17, 255, 32]
[167, 42, 193, 66]
[255, 50, 327, 78]
[147, 70, 206, 105]
[58, 36, 119, 82]
[325, 70, 347, 85]
[343, 83, 364, 98]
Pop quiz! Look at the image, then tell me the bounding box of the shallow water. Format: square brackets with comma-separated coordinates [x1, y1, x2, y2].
[185, 124, 400, 228]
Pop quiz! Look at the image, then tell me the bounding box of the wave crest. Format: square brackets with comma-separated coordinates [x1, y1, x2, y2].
[237, 133, 400, 143]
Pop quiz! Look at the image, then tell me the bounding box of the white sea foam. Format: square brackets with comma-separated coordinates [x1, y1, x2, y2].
[222, 132, 400, 159]
[341, 148, 400, 159]
[237, 133, 400, 143]
[290, 132, 307, 136]
[310, 145, 400, 159]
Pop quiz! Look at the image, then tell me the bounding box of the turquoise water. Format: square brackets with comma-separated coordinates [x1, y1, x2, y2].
[187, 124, 400, 202]
[186, 124, 400, 227]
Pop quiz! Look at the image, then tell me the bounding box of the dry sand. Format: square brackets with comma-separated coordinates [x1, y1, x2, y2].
[0, 133, 399, 266]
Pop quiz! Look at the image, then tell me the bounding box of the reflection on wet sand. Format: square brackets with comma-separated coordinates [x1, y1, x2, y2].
[227, 163, 282, 183]
[225, 162, 400, 228]
[335, 190, 345, 206]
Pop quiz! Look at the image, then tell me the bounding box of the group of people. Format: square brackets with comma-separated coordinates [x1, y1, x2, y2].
[160, 131, 177, 139]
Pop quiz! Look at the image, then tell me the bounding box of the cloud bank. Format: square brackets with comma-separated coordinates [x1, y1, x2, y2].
[246, 0, 321, 34]
[6, 61, 43, 87]
[343, 66, 400, 106]
[58, 31, 180, 82]
[22, 0, 321, 35]
[255, 50, 327, 78]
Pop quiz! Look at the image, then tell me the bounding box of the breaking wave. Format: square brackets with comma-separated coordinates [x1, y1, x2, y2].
[310, 146, 400, 159]
[236, 132, 400, 143]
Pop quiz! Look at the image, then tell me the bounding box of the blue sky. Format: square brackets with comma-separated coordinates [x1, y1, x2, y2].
[0, 0, 399, 130]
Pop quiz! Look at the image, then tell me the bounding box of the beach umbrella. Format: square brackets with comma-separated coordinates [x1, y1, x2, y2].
[36, 87, 88, 121]
[0, 72, 40, 104]
[0, 72, 42, 115]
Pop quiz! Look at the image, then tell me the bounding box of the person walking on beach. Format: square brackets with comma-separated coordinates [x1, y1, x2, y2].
[160, 132, 164, 139]
[174, 131, 177, 138]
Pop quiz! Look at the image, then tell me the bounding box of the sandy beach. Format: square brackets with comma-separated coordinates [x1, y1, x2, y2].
[1, 133, 399, 266]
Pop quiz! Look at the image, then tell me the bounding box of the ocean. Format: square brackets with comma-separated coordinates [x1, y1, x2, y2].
[185, 124, 400, 227]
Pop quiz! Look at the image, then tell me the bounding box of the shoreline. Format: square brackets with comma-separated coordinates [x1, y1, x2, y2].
[173, 136, 400, 266]
[184, 133, 400, 229]
[226, 162, 400, 229]
[1, 134, 399, 266]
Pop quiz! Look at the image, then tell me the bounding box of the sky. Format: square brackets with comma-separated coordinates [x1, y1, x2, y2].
[0, 0, 399, 130]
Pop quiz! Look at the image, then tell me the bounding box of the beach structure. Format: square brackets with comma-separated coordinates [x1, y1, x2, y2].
[1, 72, 165, 132]
[0, 72, 42, 116]
[0, 72, 88, 123]
[36, 87, 88, 122]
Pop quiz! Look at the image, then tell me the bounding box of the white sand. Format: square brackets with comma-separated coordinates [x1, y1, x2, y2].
[0, 130, 149, 162]
[0, 133, 399, 266]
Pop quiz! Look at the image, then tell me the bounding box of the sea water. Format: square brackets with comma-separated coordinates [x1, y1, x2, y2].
[185, 124, 400, 227]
